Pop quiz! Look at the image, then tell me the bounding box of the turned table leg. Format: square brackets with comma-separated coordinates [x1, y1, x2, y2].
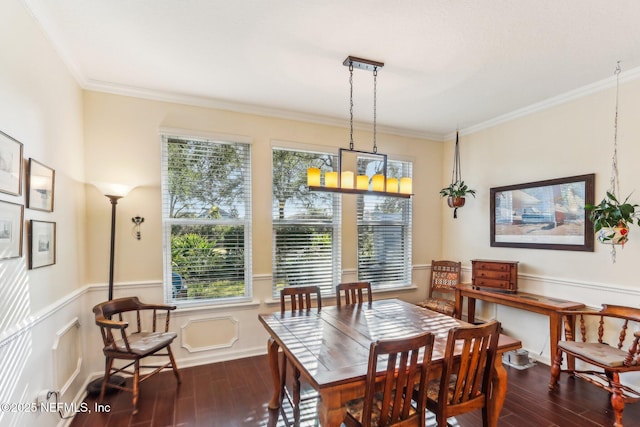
[267, 338, 282, 409]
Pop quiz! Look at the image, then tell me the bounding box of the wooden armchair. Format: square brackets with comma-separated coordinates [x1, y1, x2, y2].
[93, 297, 181, 414]
[417, 260, 461, 317]
[336, 281, 372, 307]
[549, 305, 640, 427]
[420, 320, 501, 426]
[343, 331, 435, 427]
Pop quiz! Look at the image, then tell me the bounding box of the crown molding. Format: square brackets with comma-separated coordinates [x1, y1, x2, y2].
[446, 65, 640, 141]
[83, 79, 443, 141]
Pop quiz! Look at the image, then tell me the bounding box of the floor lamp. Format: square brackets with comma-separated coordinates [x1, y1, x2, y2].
[86, 183, 133, 395]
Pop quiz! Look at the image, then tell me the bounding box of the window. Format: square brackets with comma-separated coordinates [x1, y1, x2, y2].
[272, 147, 341, 297]
[161, 134, 251, 304]
[357, 158, 412, 288]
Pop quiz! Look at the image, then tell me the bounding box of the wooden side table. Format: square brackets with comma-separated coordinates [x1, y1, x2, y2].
[455, 284, 585, 365]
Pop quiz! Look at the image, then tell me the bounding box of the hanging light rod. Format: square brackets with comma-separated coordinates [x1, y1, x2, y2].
[342, 56, 384, 71]
[307, 56, 412, 198]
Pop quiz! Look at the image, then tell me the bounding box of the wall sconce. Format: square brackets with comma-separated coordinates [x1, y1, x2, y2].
[131, 216, 144, 240]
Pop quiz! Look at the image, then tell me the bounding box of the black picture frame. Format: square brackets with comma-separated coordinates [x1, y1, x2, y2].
[490, 174, 595, 251]
[27, 158, 55, 212]
[29, 220, 56, 269]
[0, 130, 23, 196]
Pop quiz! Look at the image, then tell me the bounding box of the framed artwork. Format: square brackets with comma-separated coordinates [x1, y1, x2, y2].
[490, 174, 595, 251]
[27, 158, 55, 212]
[0, 200, 23, 260]
[29, 220, 56, 269]
[0, 131, 23, 196]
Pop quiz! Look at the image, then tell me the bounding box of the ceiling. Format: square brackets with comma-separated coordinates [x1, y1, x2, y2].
[22, 0, 640, 140]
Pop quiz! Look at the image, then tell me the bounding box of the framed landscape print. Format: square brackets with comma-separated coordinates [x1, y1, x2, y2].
[27, 158, 55, 212]
[29, 220, 56, 269]
[0, 131, 23, 196]
[490, 174, 595, 251]
[0, 200, 23, 260]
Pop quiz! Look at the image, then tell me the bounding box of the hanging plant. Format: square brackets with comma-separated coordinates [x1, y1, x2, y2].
[440, 131, 476, 218]
[589, 61, 639, 261]
[585, 192, 639, 245]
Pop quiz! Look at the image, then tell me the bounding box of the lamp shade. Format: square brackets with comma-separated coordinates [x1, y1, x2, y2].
[371, 174, 385, 192]
[356, 175, 369, 190]
[93, 182, 133, 198]
[341, 171, 354, 189]
[307, 168, 321, 186]
[386, 178, 399, 193]
[399, 177, 412, 194]
[325, 172, 338, 188]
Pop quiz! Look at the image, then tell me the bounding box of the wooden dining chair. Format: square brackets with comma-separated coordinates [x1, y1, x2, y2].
[343, 331, 435, 427]
[279, 285, 322, 425]
[417, 260, 461, 317]
[93, 297, 181, 414]
[420, 320, 500, 427]
[549, 304, 640, 427]
[336, 281, 372, 307]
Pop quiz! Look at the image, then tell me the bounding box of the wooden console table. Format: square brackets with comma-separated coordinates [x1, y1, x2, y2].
[455, 284, 585, 363]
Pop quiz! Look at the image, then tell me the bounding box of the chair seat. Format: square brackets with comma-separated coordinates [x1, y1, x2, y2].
[425, 375, 459, 403]
[111, 331, 178, 355]
[345, 391, 416, 427]
[558, 340, 635, 368]
[418, 298, 455, 316]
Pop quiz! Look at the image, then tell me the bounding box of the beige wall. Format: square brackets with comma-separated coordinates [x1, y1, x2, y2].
[442, 78, 640, 288]
[82, 91, 443, 286]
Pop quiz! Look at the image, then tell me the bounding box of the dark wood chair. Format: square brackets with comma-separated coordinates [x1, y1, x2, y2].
[279, 285, 322, 424]
[549, 304, 640, 427]
[93, 296, 181, 414]
[420, 320, 500, 427]
[336, 281, 372, 307]
[344, 331, 435, 427]
[417, 260, 461, 317]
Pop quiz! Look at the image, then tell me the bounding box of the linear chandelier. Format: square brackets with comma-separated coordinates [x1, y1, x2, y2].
[307, 56, 413, 198]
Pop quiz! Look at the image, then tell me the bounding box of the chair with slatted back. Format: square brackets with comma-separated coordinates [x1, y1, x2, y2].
[417, 260, 461, 317]
[549, 305, 640, 427]
[279, 285, 322, 425]
[336, 281, 372, 307]
[93, 297, 181, 414]
[419, 320, 500, 427]
[343, 331, 435, 427]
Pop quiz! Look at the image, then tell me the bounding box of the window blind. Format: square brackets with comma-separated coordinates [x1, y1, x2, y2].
[272, 147, 341, 297]
[357, 158, 412, 288]
[161, 135, 251, 303]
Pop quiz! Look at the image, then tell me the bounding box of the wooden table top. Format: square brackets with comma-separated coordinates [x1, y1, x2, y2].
[259, 298, 521, 390]
[457, 283, 585, 311]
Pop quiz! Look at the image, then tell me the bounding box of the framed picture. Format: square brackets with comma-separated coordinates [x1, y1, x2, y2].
[27, 158, 55, 212]
[490, 174, 595, 251]
[29, 220, 56, 269]
[0, 131, 23, 196]
[0, 200, 23, 260]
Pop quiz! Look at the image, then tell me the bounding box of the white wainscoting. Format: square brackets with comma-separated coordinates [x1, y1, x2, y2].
[2, 267, 637, 426]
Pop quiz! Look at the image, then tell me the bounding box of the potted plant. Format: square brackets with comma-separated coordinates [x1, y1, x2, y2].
[440, 180, 476, 209]
[585, 191, 640, 245]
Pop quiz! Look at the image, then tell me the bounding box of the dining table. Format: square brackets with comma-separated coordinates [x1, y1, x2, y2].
[258, 298, 521, 426]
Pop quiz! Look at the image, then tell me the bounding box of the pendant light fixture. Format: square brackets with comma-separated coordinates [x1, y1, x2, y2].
[307, 56, 413, 198]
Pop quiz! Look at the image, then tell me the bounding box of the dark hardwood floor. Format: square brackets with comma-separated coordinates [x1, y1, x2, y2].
[70, 355, 639, 427]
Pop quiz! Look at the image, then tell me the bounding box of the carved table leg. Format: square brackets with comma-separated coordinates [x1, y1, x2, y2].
[488, 355, 508, 427]
[267, 338, 282, 409]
